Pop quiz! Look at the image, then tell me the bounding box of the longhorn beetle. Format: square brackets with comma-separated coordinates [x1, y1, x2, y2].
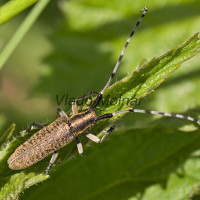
[8, 7, 200, 174]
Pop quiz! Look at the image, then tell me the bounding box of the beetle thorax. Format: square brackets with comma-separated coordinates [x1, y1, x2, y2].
[69, 111, 97, 134]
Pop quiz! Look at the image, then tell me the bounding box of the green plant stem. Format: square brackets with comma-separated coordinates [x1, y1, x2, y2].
[0, 0, 50, 70]
[0, 0, 38, 25]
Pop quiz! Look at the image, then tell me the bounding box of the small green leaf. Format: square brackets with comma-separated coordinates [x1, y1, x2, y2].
[0, 0, 50, 70]
[0, 172, 48, 200]
[0, 0, 37, 25]
[0, 123, 15, 148]
[0, 125, 49, 200]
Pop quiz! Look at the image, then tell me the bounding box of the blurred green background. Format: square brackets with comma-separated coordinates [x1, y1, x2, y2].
[0, 0, 200, 199]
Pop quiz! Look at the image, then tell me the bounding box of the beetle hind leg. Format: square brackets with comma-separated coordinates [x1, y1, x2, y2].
[20, 122, 44, 134]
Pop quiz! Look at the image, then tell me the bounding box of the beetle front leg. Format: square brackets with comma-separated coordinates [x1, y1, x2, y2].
[72, 91, 98, 114]
[85, 131, 100, 143]
[85, 126, 115, 143]
[20, 122, 44, 134]
[100, 126, 115, 143]
[57, 108, 69, 119]
[72, 101, 78, 115]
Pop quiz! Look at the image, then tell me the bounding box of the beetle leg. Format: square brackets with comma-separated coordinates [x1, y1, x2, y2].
[20, 122, 44, 134]
[85, 131, 100, 143]
[72, 91, 98, 114]
[45, 151, 59, 175]
[76, 136, 83, 155]
[57, 108, 68, 119]
[85, 126, 115, 143]
[72, 101, 78, 114]
[100, 126, 115, 143]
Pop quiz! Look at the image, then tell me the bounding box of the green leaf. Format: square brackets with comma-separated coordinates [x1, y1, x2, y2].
[0, 123, 15, 148]
[0, 172, 48, 200]
[0, 0, 37, 25]
[0, 0, 50, 70]
[97, 33, 200, 115]
[1, 1, 200, 199]
[92, 33, 200, 136]
[0, 125, 48, 200]
[0, 33, 199, 199]
[22, 118, 200, 200]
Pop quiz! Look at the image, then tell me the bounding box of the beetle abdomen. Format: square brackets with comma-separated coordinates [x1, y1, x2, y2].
[8, 132, 77, 170]
[8, 117, 74, 170]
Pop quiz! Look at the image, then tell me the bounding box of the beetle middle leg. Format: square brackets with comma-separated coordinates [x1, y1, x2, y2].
[46, 151, 59, 175]
[71, 103, 83, 154]
[57, 106, 84, 155]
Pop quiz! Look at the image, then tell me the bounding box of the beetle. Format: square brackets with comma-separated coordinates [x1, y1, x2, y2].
[7, 7, 200, 174]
